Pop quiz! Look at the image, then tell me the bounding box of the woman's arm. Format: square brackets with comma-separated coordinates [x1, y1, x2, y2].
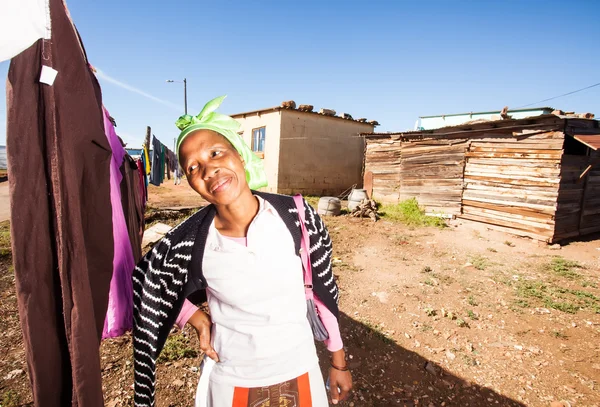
[175, 299, 219, 361]
[185, 306, 220, 362]
[329, 348, 352, 404]
[303, 199, 352, 403]
[175, 298, 199, 329]
[314, 295, 352, 403]
[313, 295, 342, 351]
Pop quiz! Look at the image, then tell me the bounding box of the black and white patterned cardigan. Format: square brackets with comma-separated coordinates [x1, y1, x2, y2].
[132, 192, 339, 406]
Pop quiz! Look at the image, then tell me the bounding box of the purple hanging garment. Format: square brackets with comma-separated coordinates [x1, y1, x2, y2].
[102, 107, 135, 338]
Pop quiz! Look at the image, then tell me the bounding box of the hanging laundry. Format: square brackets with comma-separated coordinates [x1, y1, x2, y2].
[0, 0, 51, 62]
[140, 153, 149, 200]
[167, 149, 179, 185]
[6, 0, 113, 404]
[101, 107, 136, 340]
[120, 154, 145, 262]
[137, 158, 148, 204]
[167, 149, 177, 175]
[174, 151, 183, 185]
[143, 143, 151, 175]
[171, 137, 182, 185]
[150, 135, 163, 186]
[165, 145, 171, 180]
[149, 135, 176, 186]
[160, 143, 166, 182]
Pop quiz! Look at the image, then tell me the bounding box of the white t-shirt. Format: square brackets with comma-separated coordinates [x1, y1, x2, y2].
[202, 196, 318, 387]
[0, 0, 51, 62]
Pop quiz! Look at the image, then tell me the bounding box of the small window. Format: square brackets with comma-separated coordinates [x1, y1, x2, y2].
[252, 127, 266, 153]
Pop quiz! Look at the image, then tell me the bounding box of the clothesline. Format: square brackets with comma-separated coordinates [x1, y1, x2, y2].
[1, 1, 151, 403]
[148, 134, 181, 187]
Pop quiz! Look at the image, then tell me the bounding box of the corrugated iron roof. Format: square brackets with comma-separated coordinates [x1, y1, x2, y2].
[573, 134, 600, 150]
[362, 114, 598, 139]
[419, 106, 554, 119]
[363, 114, 558, 137]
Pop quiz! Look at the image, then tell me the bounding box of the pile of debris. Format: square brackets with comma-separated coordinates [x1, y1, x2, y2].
[279, 100, 379, 125]
[298, 104, 313, 112]
[319, 108, 336, 116]
[551, 109, 595, 119]
[281, 100, 296, 109]
[350, 199, 379, 222]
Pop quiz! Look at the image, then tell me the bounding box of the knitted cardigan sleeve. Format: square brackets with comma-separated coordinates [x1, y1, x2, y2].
[301, 198, 339, 317]
[132, 215, 200, 407]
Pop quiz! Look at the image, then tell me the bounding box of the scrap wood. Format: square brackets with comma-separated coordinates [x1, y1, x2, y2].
[350, 199, 379, 221]
[577, 164, 593, 182]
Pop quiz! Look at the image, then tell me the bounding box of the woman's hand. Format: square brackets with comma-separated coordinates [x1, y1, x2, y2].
[329, 349, 352, 404]
[186, 309, 219, 362]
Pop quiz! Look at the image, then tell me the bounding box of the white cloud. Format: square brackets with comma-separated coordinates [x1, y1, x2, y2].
[114, 131, 144, 148]
[95, 68, 182, 111]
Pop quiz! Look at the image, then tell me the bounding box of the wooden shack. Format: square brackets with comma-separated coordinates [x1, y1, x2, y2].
[363, 115, 600, 242]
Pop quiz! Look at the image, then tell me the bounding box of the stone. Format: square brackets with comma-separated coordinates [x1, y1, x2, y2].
[4, 369, 24, 380]
[424, 362, 439, 375]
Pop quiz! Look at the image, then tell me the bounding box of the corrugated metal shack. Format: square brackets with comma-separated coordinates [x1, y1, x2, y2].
[363, 114, 600, 242]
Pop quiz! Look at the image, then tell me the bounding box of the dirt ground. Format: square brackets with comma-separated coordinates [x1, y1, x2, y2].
[1, 181, 599, 407]
[147, 180, 206, 209]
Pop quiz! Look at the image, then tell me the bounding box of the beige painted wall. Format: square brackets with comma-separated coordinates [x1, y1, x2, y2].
[277, 111, 374, 195]
[232, 111, 281, 193]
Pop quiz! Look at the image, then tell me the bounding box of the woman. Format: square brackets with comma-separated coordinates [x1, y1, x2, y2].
[132, 96, 352, 407]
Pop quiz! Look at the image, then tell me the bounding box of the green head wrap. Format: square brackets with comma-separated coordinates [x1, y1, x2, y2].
[175, 95, 268, 190]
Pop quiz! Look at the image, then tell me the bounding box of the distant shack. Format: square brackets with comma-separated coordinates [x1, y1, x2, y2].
[362, 114, 600, 243]
[0, 146, 6, 176]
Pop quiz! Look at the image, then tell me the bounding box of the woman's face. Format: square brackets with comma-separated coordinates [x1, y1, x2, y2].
[179, 129, 248, 206]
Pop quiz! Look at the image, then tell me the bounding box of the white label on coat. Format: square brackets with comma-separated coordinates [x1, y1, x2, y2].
[39, 65, 58, 86]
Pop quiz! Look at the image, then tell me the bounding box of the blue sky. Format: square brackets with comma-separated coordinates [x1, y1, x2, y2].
[1, 0, 599, 148]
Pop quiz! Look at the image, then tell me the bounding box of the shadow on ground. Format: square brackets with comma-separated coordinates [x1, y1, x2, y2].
[316, 313, 525, 407]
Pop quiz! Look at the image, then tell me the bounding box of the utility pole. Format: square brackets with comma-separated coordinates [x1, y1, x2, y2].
[144, 126, 151, 151]
[183, 78, 187, 115]
[166, 78, 188, 115]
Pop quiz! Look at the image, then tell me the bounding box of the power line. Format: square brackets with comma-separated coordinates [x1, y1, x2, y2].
[516, 81, 600, 108]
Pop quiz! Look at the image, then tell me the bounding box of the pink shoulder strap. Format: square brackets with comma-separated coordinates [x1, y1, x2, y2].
[293, 194, 313, 300]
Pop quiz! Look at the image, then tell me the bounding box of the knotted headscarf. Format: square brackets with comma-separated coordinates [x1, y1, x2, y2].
[175, 95, 268, 190]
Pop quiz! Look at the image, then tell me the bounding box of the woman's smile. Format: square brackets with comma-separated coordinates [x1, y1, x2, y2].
[209, 176, 232, 194]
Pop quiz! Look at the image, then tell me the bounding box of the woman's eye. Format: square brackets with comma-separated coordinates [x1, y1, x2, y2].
[211, 150, 222, 158]
[188, 164, 198, 173]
